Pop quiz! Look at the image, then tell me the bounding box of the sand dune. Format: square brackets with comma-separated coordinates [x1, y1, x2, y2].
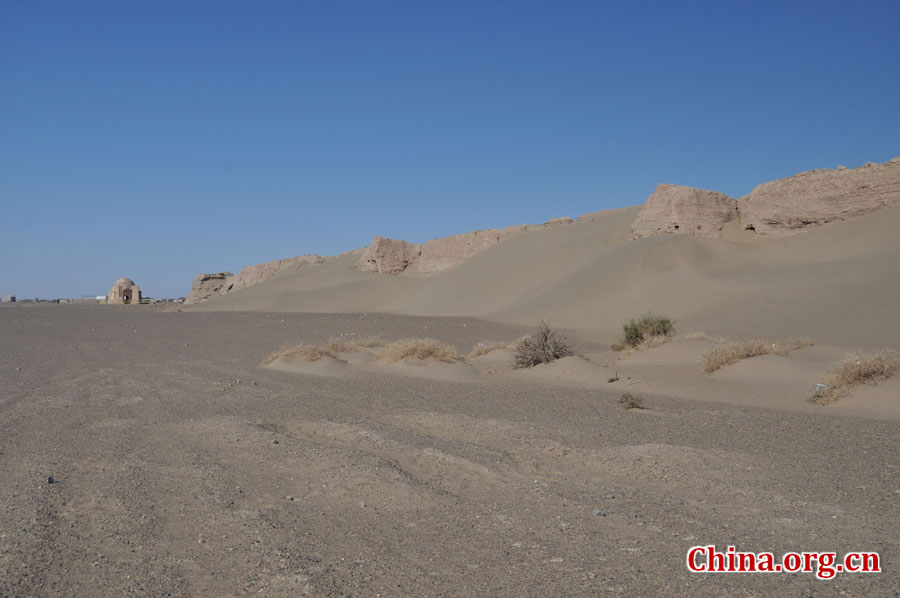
[184, 160, 900, 423]
[189, 203, 900, 348]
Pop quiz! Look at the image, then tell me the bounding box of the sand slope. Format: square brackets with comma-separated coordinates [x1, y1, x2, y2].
[189, 204, 900, 348]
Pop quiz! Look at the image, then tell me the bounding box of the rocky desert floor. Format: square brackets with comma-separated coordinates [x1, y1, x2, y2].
[1, 305, 898, 597]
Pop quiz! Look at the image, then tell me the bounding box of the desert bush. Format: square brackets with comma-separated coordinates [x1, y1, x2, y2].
[469, 340, 514, 358]
[514, 321, 574, 368]
[809, 348, 900, 405]
[619, 392, 645, 409]
[621, 313, 675, 348]
[378, 338, 463, 364]
[701, 337, 815, 373]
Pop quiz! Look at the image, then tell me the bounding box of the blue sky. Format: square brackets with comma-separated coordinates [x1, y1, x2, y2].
[2, 1, 899, 298]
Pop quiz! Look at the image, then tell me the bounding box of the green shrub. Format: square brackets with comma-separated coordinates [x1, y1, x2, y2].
[621, 313, 675, 348]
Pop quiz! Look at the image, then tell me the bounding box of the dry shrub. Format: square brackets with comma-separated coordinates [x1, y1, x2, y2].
[701, 337, 816, 373]
[469, 340, 514, 358]
[619, 392, 645, 410]
[514, 321, 574, 368]
[810, 348, 900, 405]
[378, 338, 463, 364]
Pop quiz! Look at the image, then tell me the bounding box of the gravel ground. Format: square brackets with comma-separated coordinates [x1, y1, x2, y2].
[1, 304, 897, 597]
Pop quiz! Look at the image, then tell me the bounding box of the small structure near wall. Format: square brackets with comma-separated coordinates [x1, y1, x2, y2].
[107, 277, 141, 305]
[1, 294, 15, 302]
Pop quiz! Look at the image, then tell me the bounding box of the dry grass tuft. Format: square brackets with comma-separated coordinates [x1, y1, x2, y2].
[701, 337, 816, 373]
[263, 344, 329, 365]
[701, 339, 771, 373]
[469, 340, 515, 358]
[684, 331, 729, 343]
[267, 336, 461, 366]
[263, 336, 384, 365]
[809, 348, 900, 405]
[619, 392, 645, 410]
[378, 338, 463, 364]
[322, 336, 384, 355]
[771, 337, 814, 357]
[514, 322, 574, 368]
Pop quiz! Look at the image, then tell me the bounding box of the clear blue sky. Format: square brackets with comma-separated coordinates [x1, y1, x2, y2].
[2, 1, 899, 299]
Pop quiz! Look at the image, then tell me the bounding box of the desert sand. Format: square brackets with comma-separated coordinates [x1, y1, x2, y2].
[3, 158, 899, 596]
[185, 202, 900, 351]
